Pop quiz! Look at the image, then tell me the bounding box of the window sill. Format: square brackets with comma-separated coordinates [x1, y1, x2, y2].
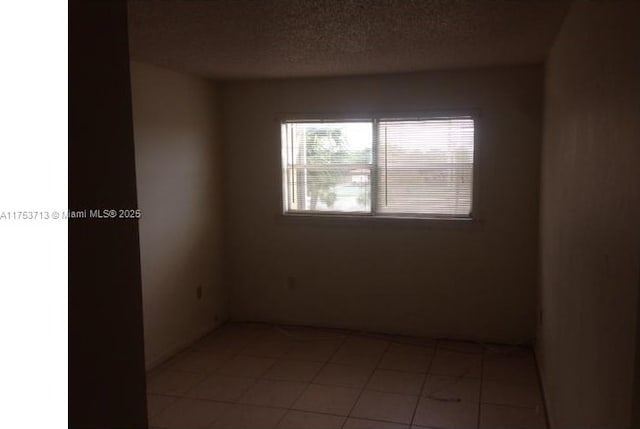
[275, 212, 482, 229]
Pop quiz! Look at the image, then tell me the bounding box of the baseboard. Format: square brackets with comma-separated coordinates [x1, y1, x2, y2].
[229, 316, 533, 347]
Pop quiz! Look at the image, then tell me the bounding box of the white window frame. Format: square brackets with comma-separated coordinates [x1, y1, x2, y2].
[280, 112, 479, 221]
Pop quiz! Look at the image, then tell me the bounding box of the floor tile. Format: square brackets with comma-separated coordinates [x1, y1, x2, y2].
[149, 398, 228, 429]
[209, 403, 286, 429]
[147, 370, 207, 396]
[239, 379, 308, 408]
[293, 383, 361, 416]
[263, 359, 323, 382]
[422, 375, 480, 402]
[194, 326, 262, 354]
[313, 363, 373, 388]
[259, 327, 299, 342]
[481, 380, 543, 408]
[147, 394, 177, 419]
[429, 350, 482, 378]
[479, 403, 546, 429]
[390, 336, 438, 349]
[351, 390, 418, 424]
[166, 349, 234, 373]
[194, 335, 251, 354]
[146, 323, 548, 429]
[387, 343, 435, 356]
[378, 345, 433, 373]
[344, 417, 409, 429]
[241, 339, 295, 358]
[366, 369, 425, 395]
[437, 340, 484, 355]
[285, 339, 343, 362]
[483, 351, 539, 385]
[331, 337, 389, 367]
[344, 336, 390, 353]
[277, 410, 346, 429]
[215, 323, 269, 342]
[216, 355, 276, 378]
[281, 326, 347, 341]
[413, 397, 479, 429]
[185, 374, 255, 402]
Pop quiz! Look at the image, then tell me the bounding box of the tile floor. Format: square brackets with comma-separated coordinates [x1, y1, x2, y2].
[147, 323, 547, 429]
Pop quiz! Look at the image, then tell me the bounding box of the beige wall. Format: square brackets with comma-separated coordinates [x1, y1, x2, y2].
[221, 65, 543, 343]
[130, 61, 227, 369]
[537, 1, 640, 427]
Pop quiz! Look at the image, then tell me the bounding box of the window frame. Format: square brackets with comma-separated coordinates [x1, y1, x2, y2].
[279, 110, 480, 221]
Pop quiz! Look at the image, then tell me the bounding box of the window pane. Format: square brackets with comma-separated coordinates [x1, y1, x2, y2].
[283, 122, 372, 213]
[377, 118, 474, 216]
[292, 167, 371, 212]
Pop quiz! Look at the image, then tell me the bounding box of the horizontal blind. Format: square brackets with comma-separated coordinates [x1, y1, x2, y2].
[377, 117, 474, 216]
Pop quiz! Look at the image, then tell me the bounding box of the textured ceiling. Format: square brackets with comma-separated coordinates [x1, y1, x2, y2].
[128, 0, 570, 79]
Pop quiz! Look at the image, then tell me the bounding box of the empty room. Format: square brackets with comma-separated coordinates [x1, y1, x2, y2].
[68, 1, 640, 428]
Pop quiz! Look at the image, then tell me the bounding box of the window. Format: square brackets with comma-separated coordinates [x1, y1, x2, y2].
[281, 115, 475, 218]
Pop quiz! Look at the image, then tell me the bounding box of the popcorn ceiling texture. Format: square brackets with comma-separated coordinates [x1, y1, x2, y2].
[128, 0, 571, 79]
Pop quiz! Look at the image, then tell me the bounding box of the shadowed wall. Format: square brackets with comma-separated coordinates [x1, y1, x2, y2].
[222, 65, 543, 343]
[538, 1, 640, 427]
[130, 62, 227, 369]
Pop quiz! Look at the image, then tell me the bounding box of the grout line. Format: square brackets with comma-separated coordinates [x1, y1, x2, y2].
[148, 324, 265, 427]
[153, 322, 537, 428]
[146, 393, 179, 421]
[422, 346, 480, 402]
[341, 337, 393, 428]
[477, 344, 485, 429]
[151, 394, 352, 418]
[159, 392, 443, 428]
[479, 401, 544, 410]
[217, 329, 297, 423]
[149, 392, 422, 424]
[408, 338, 438, 427]
[272, 327, 351, 428]
[177, 325, 277, 427]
